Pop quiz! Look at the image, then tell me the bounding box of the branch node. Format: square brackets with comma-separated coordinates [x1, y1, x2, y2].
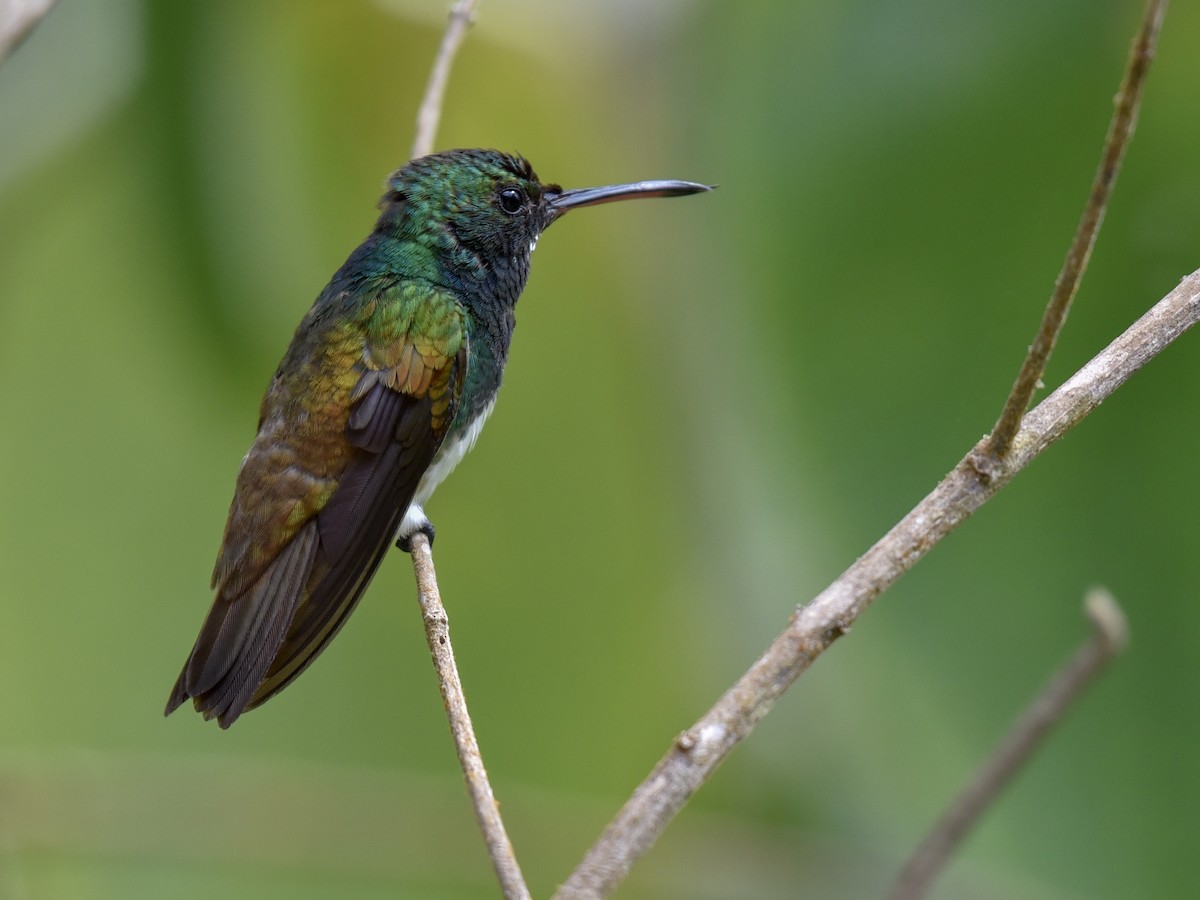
[965, 447, 1001, 484]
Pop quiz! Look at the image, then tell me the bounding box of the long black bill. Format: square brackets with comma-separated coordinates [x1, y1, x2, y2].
[547, 180, 712, 217]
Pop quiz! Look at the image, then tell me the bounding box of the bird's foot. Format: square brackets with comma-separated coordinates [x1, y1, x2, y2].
[397, 521, 436, 553]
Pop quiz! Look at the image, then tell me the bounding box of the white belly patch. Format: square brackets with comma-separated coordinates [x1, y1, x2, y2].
[397, 398, 496, 540]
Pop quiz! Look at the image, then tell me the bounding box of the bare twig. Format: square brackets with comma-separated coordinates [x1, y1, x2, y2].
[555, 270, 1200, 899]
[0, 0, 57, 64]
[985, 0, 1166, 460]
[409, 533, 530, 900]
[410, 0, 479, 160]
[405, 5, 527, 896]
[889, 589, 1128, 900]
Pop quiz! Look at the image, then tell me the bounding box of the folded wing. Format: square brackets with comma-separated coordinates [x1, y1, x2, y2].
[166, 284, 466, 727]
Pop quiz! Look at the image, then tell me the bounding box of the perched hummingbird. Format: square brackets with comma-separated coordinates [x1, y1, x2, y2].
[166, 149, 709, 727]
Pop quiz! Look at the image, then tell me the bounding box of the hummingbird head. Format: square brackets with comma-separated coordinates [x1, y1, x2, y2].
[382, 149, 556, 264]
[379, 149, 711, 282]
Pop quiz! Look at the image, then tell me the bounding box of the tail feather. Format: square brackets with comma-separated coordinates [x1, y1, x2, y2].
[165, 520, 319, 727]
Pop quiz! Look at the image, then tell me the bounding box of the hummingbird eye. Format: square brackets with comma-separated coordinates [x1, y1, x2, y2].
[497, 187, 526, 215]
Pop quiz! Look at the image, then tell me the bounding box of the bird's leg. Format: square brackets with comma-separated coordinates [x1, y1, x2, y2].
[397, 521, 436, 553]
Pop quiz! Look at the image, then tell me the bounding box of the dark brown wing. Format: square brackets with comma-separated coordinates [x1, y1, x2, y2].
[166, 286, 466, 727]
[240, 373, 450, 711]
[166, 519, 322, 725]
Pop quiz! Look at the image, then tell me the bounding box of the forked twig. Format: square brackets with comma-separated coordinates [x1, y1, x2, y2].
[555, 4, 1171, 893]
[409, 534, 530, 900]
[555, 271, 1197, 898]
[410, 0, 479, 160]
[889, 589, 1128, 900]
[985, 0, 1166, 461]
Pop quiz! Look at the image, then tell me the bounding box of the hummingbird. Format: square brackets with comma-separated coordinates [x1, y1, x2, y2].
[166, 148, 710, 727]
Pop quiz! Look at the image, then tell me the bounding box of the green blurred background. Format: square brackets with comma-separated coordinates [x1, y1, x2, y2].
[2, 1, 1198, 897]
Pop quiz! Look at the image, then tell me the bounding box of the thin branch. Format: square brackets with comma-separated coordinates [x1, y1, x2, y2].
[410, 0, 479, 160]
[0, 0, 57, 65]
[409, 533, 531, 900]
[406, 5, 527, 896]
[986, 0, 1166, 460]
[889, 589, 1129, 900]
[555, 269, 1200, 899]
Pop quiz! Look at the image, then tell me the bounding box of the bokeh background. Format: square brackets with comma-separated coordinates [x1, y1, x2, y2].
[2, 1, 1198, 897]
